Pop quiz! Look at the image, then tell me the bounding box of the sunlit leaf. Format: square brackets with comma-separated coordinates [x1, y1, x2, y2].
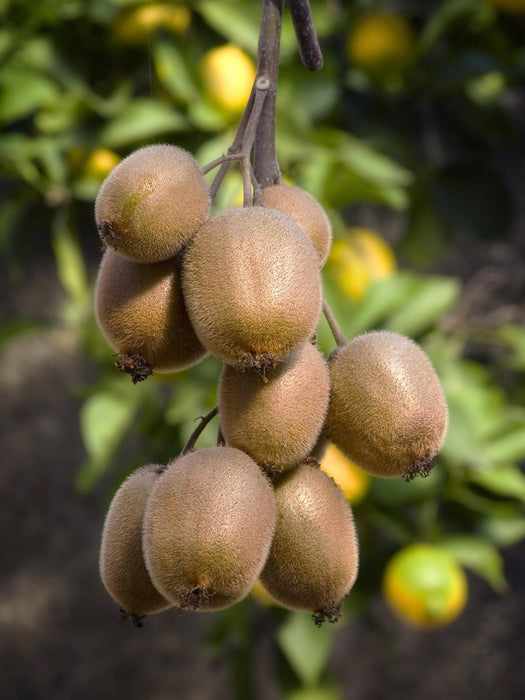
[385, 276, 460, 336]
[440, 535, 507, 592]
[100, 98, 187, 148]
[77, 384, 141, 492]
[469, 463, 525, 501]
[278, 611, 336, 687]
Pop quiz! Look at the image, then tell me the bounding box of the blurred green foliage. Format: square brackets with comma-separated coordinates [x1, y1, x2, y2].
[1, 0, 525, 698]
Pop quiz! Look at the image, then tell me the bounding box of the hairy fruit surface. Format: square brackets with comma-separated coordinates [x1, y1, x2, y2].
[326, 330, 448, 479]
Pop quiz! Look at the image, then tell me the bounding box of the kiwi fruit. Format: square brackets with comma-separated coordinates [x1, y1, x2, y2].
[99, 464, 172, 625]
[219, 341, 330, 471]
[326, 330, 448, 480]
[95, 144, 210, 263]
[260, 184, 333, 266]
[260, 461, 359, 624]
[181, 206, 322, 371]
[94, 247, 207, 381]
[142, 446, 277, 611]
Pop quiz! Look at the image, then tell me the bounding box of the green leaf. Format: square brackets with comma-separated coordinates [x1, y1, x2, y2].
[480, 515, 525, 547]
[0, 68, 59, 123]
[469, 463, 525, 501]
[439, 535, 507, 592]
[77, 385, 140, 492]
[277, 611, 336, 687]
[51, 208, 90, 312]
[100, 98, 187, 148]
[419, 0, 485, 54]
[498, 323, 525, 371]
[196, 0, 260, 55]
[153, 36, 198, 104]
[384, 276, 460, 336]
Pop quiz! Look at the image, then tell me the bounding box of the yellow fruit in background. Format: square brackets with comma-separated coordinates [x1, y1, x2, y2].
[347, 12, 416, 79]
[486, 0, 525, 13]
[383, 544, 468, 628]
[201, 44, 256, 115]
[113, 3, 191, 43]
[83, 149, 121, 180]
[327, 228, 396, 300]
[320, 444, 370, 505]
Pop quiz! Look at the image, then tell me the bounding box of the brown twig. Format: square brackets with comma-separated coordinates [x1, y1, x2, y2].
[181, 406, 219, 455]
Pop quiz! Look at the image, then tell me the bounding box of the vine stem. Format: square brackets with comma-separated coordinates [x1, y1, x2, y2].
[323, 297, 347, 348]
[253, 0, 284, 188]
[181, 406, 219, 455]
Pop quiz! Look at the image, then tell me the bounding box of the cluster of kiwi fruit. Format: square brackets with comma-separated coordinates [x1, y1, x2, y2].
[95, 141, 448, 628]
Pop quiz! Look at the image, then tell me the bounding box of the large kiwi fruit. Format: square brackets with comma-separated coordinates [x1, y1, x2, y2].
[94, 247, 207, 381]
[219, 341, 330, 471]
[326, 330, 448, 480]
[95, 144, 210, 263]
[142, 446, 277, 611]
[260, 462, 359, 624]
[181, 206, 322, 372]
[99, 464, 172, 624]
[260, 184, 333, 266]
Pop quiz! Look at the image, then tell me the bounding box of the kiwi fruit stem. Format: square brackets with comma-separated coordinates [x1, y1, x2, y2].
[180, 406, 219, 455]
[204, 0, 283, 206]
[323, 297, 347, 348]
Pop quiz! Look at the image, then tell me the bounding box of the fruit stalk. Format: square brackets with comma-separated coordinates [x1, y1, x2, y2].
[181, 406, 219, 454]
[322, 297, 347, 347]
[253, 0, 284, 188]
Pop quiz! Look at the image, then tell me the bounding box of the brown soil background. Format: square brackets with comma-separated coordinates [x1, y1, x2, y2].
[1, 233, 524, 700]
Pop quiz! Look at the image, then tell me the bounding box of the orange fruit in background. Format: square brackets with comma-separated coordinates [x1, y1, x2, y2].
[83, 148, 121, 180]
[320, 444, 370, 505]
[113, 3, 191, 43]
[200, 44, 256, 115]
[382, 544, 468, 628]
[327, 227, 396, 300]
[347, 12, 416, 80]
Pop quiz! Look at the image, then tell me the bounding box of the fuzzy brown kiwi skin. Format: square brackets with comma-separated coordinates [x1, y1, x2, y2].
[326, 330, 449, 480]
[219, 341, 330, 472]
[142, 446, 277, 612]
[99, 464, 172, 624]
[181, 206, 323, 372]
[95, 144, 210, 264]
[260, 184, 333, 267]
[94, 248, 208, 381]
[259, 461, 359, 624]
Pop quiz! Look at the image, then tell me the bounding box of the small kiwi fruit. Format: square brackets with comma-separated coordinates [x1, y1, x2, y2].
[326, 330, 448, 480]
[260, 184, 333, 266]
[260, 461, 359, 624]
[94, 247, 207, 381]
[181, 206, 322, 372]
[95, 144, 210, 263]
[142, 446, 277, 612]
[219, 341, 330, 471]
[99, 464, 172, 625]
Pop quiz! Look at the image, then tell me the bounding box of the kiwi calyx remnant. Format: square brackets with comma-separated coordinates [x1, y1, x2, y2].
[115, 353, 153, 383]
[179, 585, 213, 611]
[237, 350, 280, 377]
[312, 603, 342, 627]
[404, 456, 435, 482]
